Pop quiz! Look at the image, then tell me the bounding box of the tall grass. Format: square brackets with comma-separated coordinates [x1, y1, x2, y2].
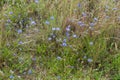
[0, 0, 120, 80]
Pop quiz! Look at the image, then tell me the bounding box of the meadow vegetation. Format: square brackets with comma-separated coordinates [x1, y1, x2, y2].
[0, 0, 120, 80]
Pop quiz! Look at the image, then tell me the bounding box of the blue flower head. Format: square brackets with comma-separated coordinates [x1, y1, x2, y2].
[34, 0, 39, 3]
[31, 21, 36, 25]
[9, 75, 14, 79]
[57, 56, 62, 60]
[50, 16, 54, 20]
[17, 29, 22, 34]
[45, 20, 50, 25]
[87, 58, 93, 63]
[28, 69, 32, 74]
[62, 42, 67, 47]
[9, 11, 13, 15]
[78, 3, 81, 8]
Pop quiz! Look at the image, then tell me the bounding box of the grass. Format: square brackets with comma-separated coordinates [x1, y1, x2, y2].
[0, 0, 120, 80]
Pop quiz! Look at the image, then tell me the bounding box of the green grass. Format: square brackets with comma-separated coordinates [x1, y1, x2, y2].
[0, 0, 120, 80]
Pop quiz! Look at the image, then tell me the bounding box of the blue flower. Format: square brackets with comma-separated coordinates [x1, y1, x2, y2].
[112, 8, 117, 10]
[73, 34, 77, 38]
[9, 12, 13, 15]
[34, 0, 39, 3]
[45, 20, 50, 25]
[7, 19, 11, 23]
[29, 17, 33, 21]
[78, 3, 81, 8]
[56, 76, 61, 80]
[28, 69, 32, 74]
[83, 56, 87, 59]
[62, 42, 67, 47]
[17, 29, 22, 34]
[66, 25, 71, 31]
[50, 16, 54, 20]
[56, 27, 60, 31]
[9, 75, 14, 79]
[32, 57, 36, 61]
[82, 12, 87, 17]
[66, 32, 70, 38]
[89, 41, 93, 45]
[94, 18, 98, 22]
[105, 16, 110, 19]
[31, 21, 36, 25]
[52, 27, 56, 31]
[87, 58, 93, 63]
[18, 41, 23, 45]
[57, 56, 62, 60]
[78, 21, 85, 27]
[63, 39, 67, 42]
[52, 27, 60, 31]
[90, 23, 95, 27]
[48, 37, 52, 41]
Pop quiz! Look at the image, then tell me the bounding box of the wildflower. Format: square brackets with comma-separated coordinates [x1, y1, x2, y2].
[77, 3, 81, 8]
[32, 57, 36, 61]
[94, 18, 98, 22]
[13, 53, 17, 56]
[83, 56, 87, 59]
[31, 21, 36, 25]
[105, 5, 109, 9]
[52, 27, 60, 31]
[18, 75, 21, 78]
[57, 56, 62, 60]
[48, 37, 52, 41]
[45, 20, 50, 25]
[78, 21, 85, 27]
[87, 58, 93, 63]
[56, 27, 60, 31]
[7, 19, 11, 23]
[23, 72, 26, 75]
[105, 16, 110, 19]
[66, 25, 71, 31]
[9, 11, 13, 15]
[17, 29, 22, 34]
[66, 32, 70, 37]
[28, 69, 32, 74]
[66, 27, 70, 31]
[10, 70, 14, 74]
[50, 16, 54, 20]
[89, 41, 93, 45]
[19, 48, 22, 51]
[62, 42, 67, 47]
[73, 34, 77, 38]
[9, 75, 14, 79]
[52, 27, 56, 31]
[29, 17, 33, 21]
[90, 23, 95, 27]
[18, 41, 23, 45]
[34, 0, 39, 3]
[82, 12, 87, 17]
[67, 25, 71, 28]
[112, 8, 117, 10]
[56, 75, 61, 80]
[52, 34, 56, 38]
[63, 39, 67, 42]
